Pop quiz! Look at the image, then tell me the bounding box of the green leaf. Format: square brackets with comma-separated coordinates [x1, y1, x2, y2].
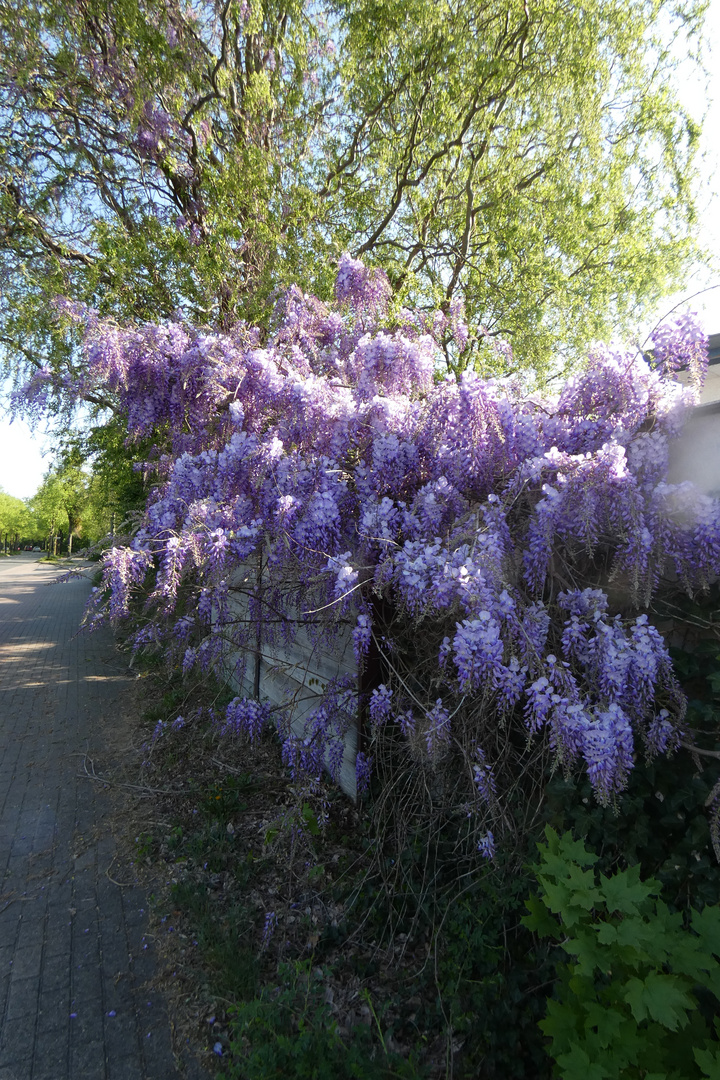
[565, 928, 613, 976]
[623, 972, 694, 1032]
[624, 977, 649, 1023]
[538, 827, 598, 878]
[596, 922, 618, 945]
[539, 870, 600, 923]
[301, 803, 320, 836]
[693, 905, 720, 959]
[555, 1042, 611, 1080]
[541, 997, 582, 1051]
[582, 1003, 626, 1050]
[694, 1045, 720, 1079]
[522, 893, 560, 938]
[598, 865, 654, 916]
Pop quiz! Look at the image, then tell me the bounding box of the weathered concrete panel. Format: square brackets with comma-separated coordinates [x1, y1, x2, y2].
[219, 567, 359, 799]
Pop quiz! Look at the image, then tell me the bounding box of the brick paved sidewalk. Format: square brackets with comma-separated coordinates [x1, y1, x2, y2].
[0, 555, 203, 1080]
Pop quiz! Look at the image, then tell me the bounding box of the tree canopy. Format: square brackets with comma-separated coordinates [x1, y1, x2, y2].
[29, 462, 92, 550]
[0, 0, 707, 395]
[0, 488, 29, 541]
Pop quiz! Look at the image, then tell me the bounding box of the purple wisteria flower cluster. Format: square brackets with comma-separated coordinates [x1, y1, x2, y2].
[35, 257, 717, 823]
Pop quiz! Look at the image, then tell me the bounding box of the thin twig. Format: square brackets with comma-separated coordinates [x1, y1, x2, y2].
[79, 753, 179, 796]
[105, 864, 138, 888]
[680, 741, 720, 761]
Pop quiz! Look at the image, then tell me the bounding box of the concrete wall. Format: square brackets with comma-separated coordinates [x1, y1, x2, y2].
[219, 565, 359, 800]
[667, 401, 720, 497]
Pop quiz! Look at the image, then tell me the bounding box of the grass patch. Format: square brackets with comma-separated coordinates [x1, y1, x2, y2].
[168, 880, 260, 1001]
[222, 961, 421, 1080]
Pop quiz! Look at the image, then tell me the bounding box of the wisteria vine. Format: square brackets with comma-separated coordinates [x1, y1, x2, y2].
[23, 254, 717, 830]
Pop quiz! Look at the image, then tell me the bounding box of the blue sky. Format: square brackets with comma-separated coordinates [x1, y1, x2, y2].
[2, 2, 720, 501]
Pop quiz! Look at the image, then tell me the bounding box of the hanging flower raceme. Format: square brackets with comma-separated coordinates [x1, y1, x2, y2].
[41, 259, 715, 814]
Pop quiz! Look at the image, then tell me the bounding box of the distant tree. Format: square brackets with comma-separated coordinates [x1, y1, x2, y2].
[0, 489, 30, 550]
[0, 0, 707, 401]
[30, 463, 90, 553]
[53, 423, 153, 542]
[57, 466, 90, 553]
[29, 473, 66, 552]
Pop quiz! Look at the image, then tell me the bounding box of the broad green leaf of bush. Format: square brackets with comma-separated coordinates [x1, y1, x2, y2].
[623, 972, 694, 1030]
[599, 866, 655, 917]
[524, 827, 720, 1079]
[554, 1042, 609, 1080]
[693, 906, 720, 958]
[694, 1042, 720, 1079]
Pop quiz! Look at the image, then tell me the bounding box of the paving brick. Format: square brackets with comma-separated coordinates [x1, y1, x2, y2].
[102, 1013, 140, 1066]
[38, 982, 71, 1020]
[32, 1024, 69, 1078]
[0, 912, 19, 947]
[43, 915, 72, 959]
[5, 975, 40, 1021]
[0, 557, 200, 1080]
[40, 953, 71, 995]
[0, 1067, 24, 1080]
[69, 1040, 106, 1080]
[106, 1052, 145, 1080]
[8, 946, 42, 981]
[0, 1022, 33, 1073]
[72, 1009, 105, 1048]
[0, 974, 9, 1020]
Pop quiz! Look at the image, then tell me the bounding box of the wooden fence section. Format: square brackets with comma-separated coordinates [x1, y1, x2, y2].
[219, 565, 360, 800]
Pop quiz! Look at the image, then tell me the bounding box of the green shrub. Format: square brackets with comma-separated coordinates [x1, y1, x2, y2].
[220, 961, 422, 1080]
[523, 828, 720, 1079]
[169, 880, 260, 1001]
[414, 857, 553, 1078]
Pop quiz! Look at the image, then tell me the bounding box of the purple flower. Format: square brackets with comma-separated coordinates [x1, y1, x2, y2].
[222, 698, 270, 741]
[524, 676, 553, 733]
[261, 911, 277, 949]
[473, 748, 497, 804]
[651, 312, 708, 393]
[645, 709, 680, 756]
[335, 252, 391, 311]
[355, 751, 373, 793]
[326, 551, 359, 599]
[424, 699, 451, 756]
[369, 685, 393, 726]
[352, 614, 371, 663]
[396, 709, 415, 736]
[452, 614, 503, 691]
[494, 656, 527, 710]
[582, 704, 634, 805]
[38, 255, 711, 811]
[477, 831, 495, 860]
